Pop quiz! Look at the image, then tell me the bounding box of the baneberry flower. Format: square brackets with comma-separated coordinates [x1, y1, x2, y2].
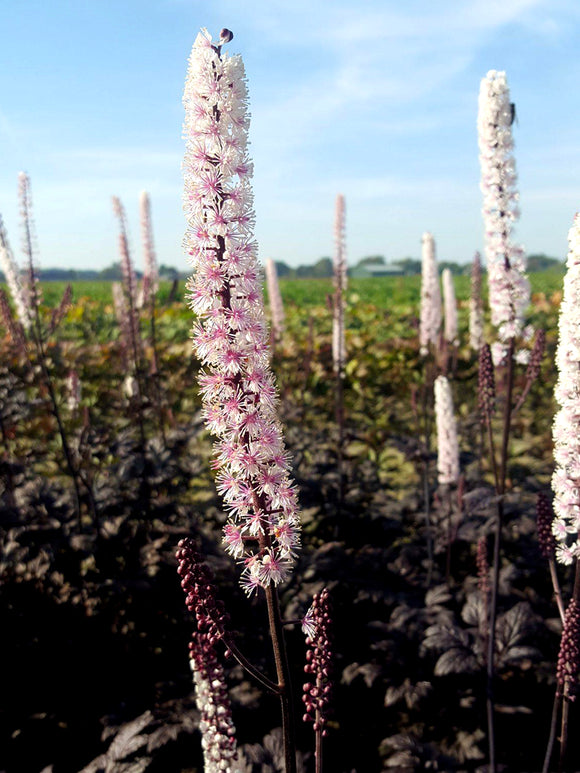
[332, 194, 347, 375]
[442, 268, 458, 346]
[182, 28, 300, 594]
[139, 191, 159, 307]
[434, 375, 459, 486]
[0, 214, 31, 331]
[265, 258, 284, 340]
[18, 172, 42, 317]
[419, 232, 441, 356]
[469, 251, 484, 351]
[478, 71, 529, 353]
[552, 214, 580, 563]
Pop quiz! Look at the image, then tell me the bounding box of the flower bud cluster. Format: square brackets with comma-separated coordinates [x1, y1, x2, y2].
[477, 71, 529, 350]
[434, 375, 459, 486]
[176, 538, 240, 772]
[182, 29, 300, 594]
[419, 232, 441, 355]
[557, 598, 580, 699]
[552, 215, 580, 564]
[477, 343, 496, 427]
[302, 588, 333, 734]
[176, 537, 229, 643]
[476, 536, 490, 595]
[536, 493, 556, 560]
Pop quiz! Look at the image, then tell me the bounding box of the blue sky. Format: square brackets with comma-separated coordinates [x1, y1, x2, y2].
[0, 0, 579, 271]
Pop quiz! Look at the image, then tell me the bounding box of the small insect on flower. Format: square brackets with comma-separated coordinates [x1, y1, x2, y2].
[510, 102, 517, 126]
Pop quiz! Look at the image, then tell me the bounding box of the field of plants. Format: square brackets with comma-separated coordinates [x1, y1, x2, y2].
[0, 266, 575, 773]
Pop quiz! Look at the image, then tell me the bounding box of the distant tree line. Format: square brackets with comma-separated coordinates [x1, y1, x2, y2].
[0, 253, 563, 283]
[271, 252, 564, 279]
[0, 262, 181, 282]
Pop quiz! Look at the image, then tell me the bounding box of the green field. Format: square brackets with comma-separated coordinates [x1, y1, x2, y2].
[25, 266, 565, 310]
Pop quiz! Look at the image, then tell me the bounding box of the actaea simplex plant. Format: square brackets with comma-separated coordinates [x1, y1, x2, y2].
[178, 28, 332, 773]
[0, 173, 98, 528]
[539, 213, 580, 773]
[477, 69, 543, 773]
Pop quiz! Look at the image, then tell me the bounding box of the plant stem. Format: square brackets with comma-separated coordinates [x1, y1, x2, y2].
[558, 564, 580, 772]
[315, 707, 323, 773]
[149, 294, 167, 446]
[543, 692, 561, 773]
[445, 484, 453, 585]
[265, 583, 297, 773]
[223, 638, 281, 695]
[549, 559, 566, 623]
[422, 351, 434, 587]
[486, 337, 516, 773]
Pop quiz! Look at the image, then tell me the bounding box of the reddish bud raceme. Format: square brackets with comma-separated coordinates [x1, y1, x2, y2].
[478, 343, 496, 427]
[176, 538, 240, 772]
[557, 599, 580, 699]
[536, 492, 556, 561]
[302, 588, 333, 734]
[476, 536, 490, 595]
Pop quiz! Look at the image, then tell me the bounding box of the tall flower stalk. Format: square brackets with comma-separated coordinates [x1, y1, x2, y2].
[182, 28, 300, 771]
[469, 251, 485, 352]
[546, 214, 580, 771]
[332, 194, 347, 512]
[139, 191, 159, 308]
[478, 70, 529, 354]
[442, 269, 458, 349]
[419, 232, 441, 357]
[11, 174, 97, 527]
[418, 232, 441, 585]
[551, 214, 580, 567]
[112, 197, 150, 511]
[139, 191, 166, 443]
[265, 258, 285, 341]
[332, 194, 347, 375]
[434, 375, 459, 488]
[434, 375, 459, 581]
[478, 71, 530, 772]
[0, 214, 32, 332]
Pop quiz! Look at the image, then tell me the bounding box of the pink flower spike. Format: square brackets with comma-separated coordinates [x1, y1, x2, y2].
[182, 29, 301, 593]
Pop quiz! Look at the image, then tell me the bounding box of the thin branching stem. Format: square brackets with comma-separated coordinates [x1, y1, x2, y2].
[486, 336, 515, 773]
